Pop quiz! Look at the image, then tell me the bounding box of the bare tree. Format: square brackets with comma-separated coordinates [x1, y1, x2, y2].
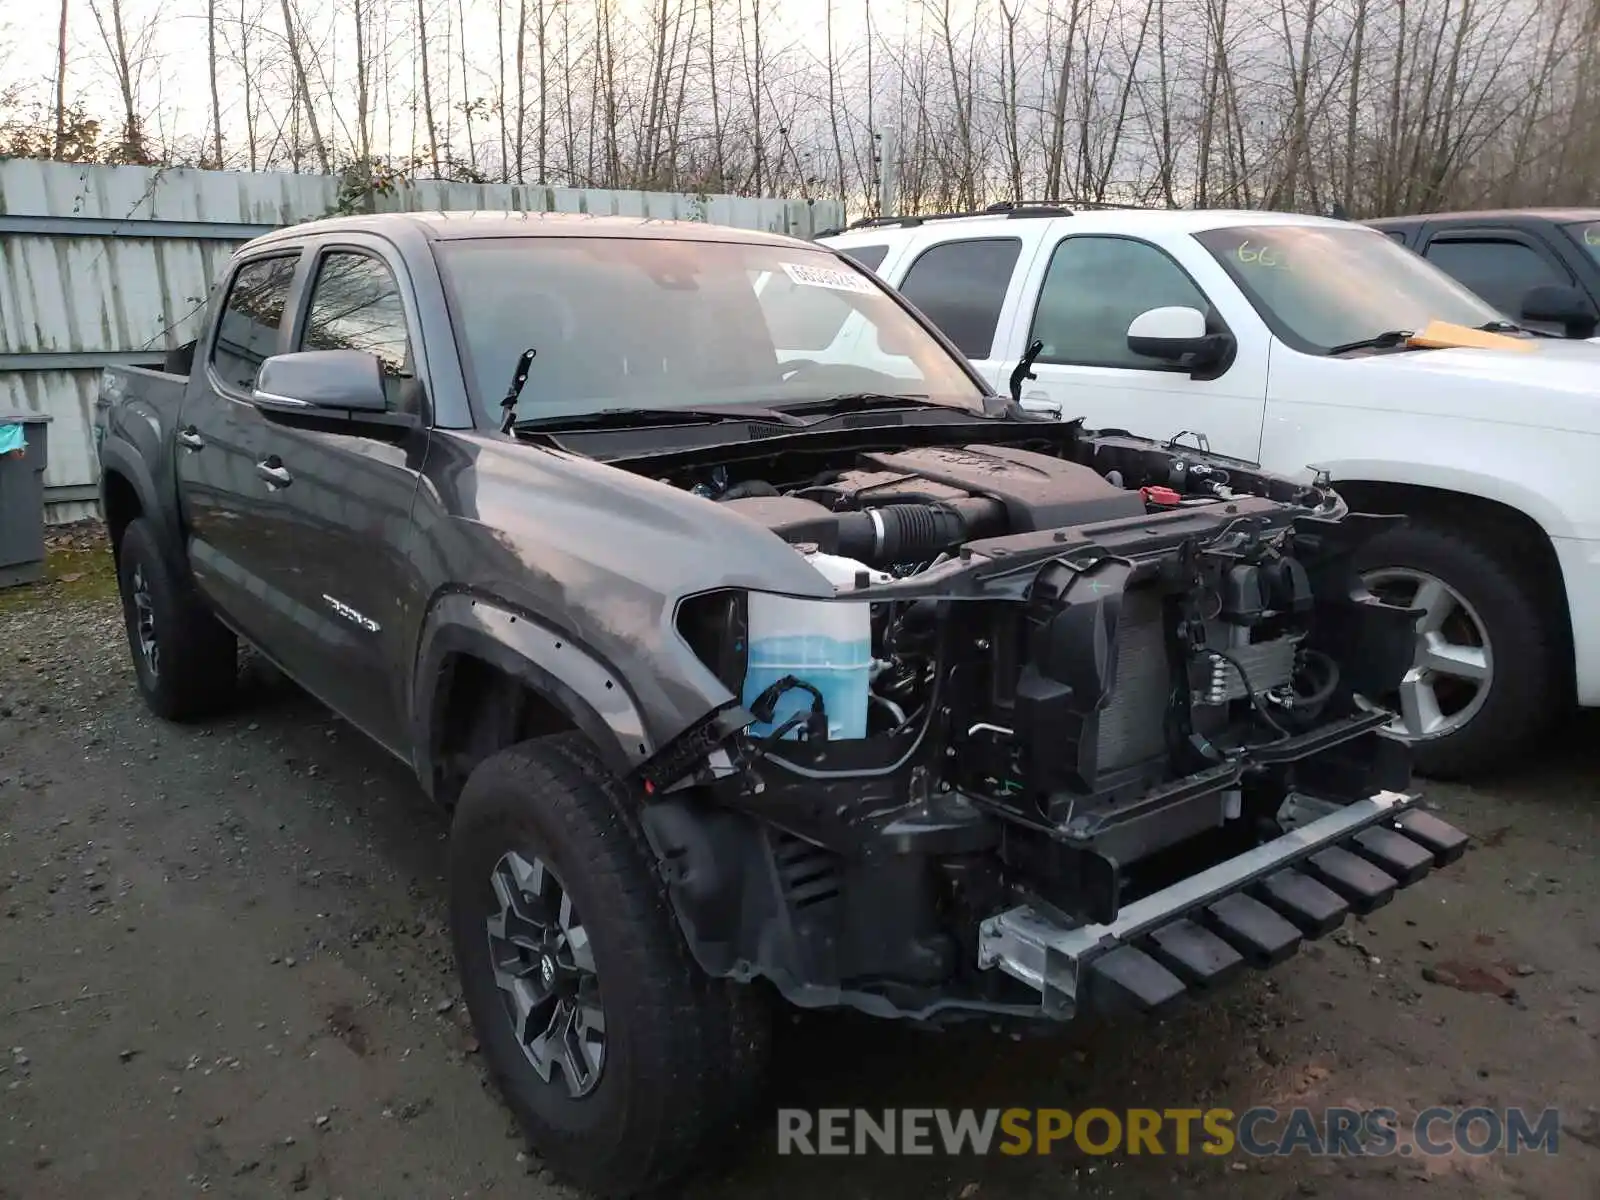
[740, 0, 765, 194]
[290, 0, 330, 171]
[86, 0, 156, 162]
[1043, 0, 1086, 200]
[416, 0, 439, 174]
[353, 0, 373, 163]
[53, 0, 70, 158]
[9, 0, 1600, 220]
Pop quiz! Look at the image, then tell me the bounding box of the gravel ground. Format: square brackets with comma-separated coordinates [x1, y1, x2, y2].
[1, 526, 1597, 1199]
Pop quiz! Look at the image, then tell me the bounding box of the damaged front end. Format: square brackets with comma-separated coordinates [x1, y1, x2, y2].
[634, 424, 1469, 1025]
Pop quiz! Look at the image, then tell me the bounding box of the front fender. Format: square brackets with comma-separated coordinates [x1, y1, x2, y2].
[410, 592, 653, 793]
[1313, 458, 1570, 540]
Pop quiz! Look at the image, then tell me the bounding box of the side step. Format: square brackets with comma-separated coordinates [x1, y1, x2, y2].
[979, 790, 1469, 1019]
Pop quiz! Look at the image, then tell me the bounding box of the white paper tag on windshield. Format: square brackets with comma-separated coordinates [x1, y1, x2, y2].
[780, 261, 878, 294]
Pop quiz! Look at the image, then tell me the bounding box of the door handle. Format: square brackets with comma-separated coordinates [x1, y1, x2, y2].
[255, 458, 293, 490]
[176, 427, 204, 451]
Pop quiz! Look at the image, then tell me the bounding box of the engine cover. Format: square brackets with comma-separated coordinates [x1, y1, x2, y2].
[718, 445, 1148, 565]
[861, 445, 1146, 531]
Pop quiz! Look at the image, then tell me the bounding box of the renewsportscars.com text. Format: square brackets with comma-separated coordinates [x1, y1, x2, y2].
[776, 1106, 1562, 1158]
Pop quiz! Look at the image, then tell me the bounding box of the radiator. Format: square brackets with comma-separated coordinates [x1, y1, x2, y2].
[1095, 588, 1172, 773]
[1093, 591, 1300, 773]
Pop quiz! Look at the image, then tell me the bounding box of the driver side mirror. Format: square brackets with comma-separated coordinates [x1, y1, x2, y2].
[252, 349, 417, 440]
[1126, 306, 1233, 374]
[254, 349, 389, 415]
[1520, 283, 1598, 340]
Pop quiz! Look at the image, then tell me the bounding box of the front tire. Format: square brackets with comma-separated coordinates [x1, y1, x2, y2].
[1355, 518, 1561, 779]
[115, 517, 237, 721]
[448, 733, 771, 1197]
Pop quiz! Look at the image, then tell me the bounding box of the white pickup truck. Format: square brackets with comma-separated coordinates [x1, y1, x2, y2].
[815, 205, 1600, 779]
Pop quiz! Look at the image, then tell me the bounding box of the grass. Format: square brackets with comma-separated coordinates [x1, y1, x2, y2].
[0, 528, 119, 615]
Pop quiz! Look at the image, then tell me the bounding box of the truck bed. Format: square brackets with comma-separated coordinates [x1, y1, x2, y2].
[98, 364, 187, 413]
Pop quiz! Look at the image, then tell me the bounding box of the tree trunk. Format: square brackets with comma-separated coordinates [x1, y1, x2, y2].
[1044, 0, 1085, 199]
[277, 0, 328, 172]
[355, 0, 372, 164]
[1343, 0, 1367, 212]
[239, 0, 257, 169]
[514, 0, 526, 182]
[53, 0, 69, 158]
[537, 0, 548, 184]
[417, 0, 441, 175]
[207, 0, 223, 165]
[88, 0, 148, 162]
[560, 0, 576, 184]
[496, 0, 509, 180]
[707, 0, 724, 188]
[752, 0, 764, 195]
[999, 0, 1024, 203]
[825, 1, 844, 201]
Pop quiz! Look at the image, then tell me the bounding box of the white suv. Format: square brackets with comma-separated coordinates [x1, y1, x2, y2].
[818, 204, 1600, 779]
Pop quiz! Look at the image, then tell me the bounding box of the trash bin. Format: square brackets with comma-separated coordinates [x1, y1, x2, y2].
[0, 413, 52, 588]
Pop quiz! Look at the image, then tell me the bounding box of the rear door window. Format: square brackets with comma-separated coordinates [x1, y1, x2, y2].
[210, 254, 300, 393]
[838, 243, 889, 272]
[897, 238, 1022, 358]
[1422, 237, 1572, 316]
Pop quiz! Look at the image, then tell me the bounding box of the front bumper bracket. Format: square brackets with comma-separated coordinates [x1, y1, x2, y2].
[976, 790, 1468, 1019]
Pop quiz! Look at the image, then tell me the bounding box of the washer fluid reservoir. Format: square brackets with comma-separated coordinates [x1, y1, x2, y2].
[741, 552, 889, 741]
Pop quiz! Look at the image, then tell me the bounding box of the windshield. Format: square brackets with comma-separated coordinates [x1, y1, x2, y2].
[1194, 224, 1506, 354]
[433, 236, 987, 425]
[1566, 221, 1600, 263]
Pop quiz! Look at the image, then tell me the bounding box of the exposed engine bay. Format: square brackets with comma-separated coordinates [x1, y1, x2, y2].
[615, 418, 1451, 1023]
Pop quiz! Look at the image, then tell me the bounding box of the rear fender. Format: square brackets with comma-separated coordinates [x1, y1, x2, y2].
[98, 436, 184, 568]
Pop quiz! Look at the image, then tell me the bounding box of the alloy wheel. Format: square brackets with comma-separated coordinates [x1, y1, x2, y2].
[130, 564, 159, 679]
[485, 849, 606, 1098]
[1361, 567, 1492, 741]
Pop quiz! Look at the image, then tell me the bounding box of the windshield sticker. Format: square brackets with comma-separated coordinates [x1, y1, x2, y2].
[1236, 240, 1286, 268]
[780, 261, 879, 294]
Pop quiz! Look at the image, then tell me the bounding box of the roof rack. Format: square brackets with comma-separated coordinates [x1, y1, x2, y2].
[1057, 198, 1171, 211]
[835, 200, 1070, 232]
[826, 197, 1172, 234]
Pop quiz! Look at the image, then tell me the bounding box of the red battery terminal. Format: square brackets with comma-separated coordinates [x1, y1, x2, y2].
[1140, 485, 1183, 507]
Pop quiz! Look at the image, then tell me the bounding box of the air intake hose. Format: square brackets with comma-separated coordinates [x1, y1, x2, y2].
[834, 499, 1002, 564]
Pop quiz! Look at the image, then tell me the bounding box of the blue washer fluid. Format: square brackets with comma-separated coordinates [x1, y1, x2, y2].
[741, 552, 886, 741]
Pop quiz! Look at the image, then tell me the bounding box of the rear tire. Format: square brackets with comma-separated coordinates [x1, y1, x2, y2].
[1354, 517, 1560, 780]
[115, 517, 237, 721]
[448, 733, 771, 1197]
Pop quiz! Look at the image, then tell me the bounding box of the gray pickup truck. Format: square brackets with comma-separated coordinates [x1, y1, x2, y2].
[96, 211, 1468, 1196]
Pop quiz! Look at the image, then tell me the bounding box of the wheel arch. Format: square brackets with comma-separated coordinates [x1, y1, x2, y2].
[412, 593, 654, 805]
[1330, 477, 1575, 701]
[101, 469, 141, 556]
[97, 438, 169, 563]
